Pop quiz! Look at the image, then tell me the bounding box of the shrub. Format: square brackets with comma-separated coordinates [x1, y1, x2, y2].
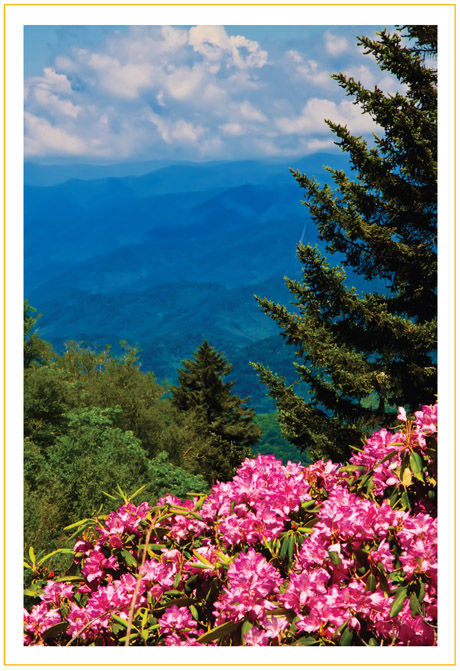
[24, 403, 437, 646]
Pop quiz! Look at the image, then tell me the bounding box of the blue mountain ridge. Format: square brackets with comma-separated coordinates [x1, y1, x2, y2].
[25, 153, 375, 411]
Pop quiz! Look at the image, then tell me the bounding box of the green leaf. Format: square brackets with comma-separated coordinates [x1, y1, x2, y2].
[389, 587, 408, 618]
[280, 534, 291, 560]
[101, 490, 118, 500]
[196, 619, 242, 644]
[112, 614, 130, 629]
[366, 573, 376, 592]
[63, 518, 89, 531]
[368, 637, 378, 646]
[409, 592, 422, 618]
[339, 625, 354, 646]
[297, 636, 317, 646]
[54, 575, 83, 582]
[28, 547, 36, 566]
[409, 452, 425, 482]
[418, 581, 426, 602]
[120, 549, 138, 568]
[328, 550, 341, 566]
[287, 534, 295, 562]
[192, 550, 213, 566]
[400, 490, 411, 510]
[189, 605, 199, 621]
[300, 499, 318, 509]
[128, 484, 147, 501]
[37, 548, 74, 567]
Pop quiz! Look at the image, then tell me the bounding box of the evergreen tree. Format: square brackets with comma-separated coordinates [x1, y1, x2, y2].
[253, 26, 437, 462]
[24, 300, 52, 368]
[171, 340, 261, 482]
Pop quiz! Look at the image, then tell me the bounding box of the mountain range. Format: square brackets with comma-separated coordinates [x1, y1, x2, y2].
[25, 152, 355, 411]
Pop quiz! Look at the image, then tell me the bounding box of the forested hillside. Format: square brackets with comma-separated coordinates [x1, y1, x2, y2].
[25, 153, 362, 412]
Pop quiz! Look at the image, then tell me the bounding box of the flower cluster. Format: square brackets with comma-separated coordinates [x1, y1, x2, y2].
[24, 404, 437, 647]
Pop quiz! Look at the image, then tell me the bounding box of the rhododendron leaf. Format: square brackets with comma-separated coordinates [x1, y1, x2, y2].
[193, 550, 213, 566]
[339, 625, 354, 646]
[164, 590, 183, 597]
[401, 490, 411, 509]
[128, 484, 147, 501]
[169, 506, 203, 521]
[401, 467, 413, 487]
[366, 573, 377, 592]
[328, 550, 341, 566]
[173, 572, 181, 589]
[119, 633, 139, 644]
[376, 564, 390, 595]
[287, 534, 295, 562]
[24, 587, 42, 597]
[280, 534, 291, 560]
[28, 547, 36, 566]
[190, 605, 199, 621]
[297, 636, 317, 646]
[333, 621, 348, 641]
[54, 575, 82, 582]
[63, 518, 89, 531]
[409, 592, 422, 618]
[197, 620, 242, 644]
[23, 561, 32, 570]
[112, 614, 130, 629]
[300, 499, 318, 509]
[37, 548, 74, 567]
[101, 490, 117, 500]
[42, 622, 68, 640]
[368, 637, 378, 646]
[409, 452, 424, 481]
[120, 549, 138, 568]
[390, 587, 408, 618]
[418, 581, 426, 602]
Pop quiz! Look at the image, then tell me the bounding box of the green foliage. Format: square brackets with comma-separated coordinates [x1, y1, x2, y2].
[146, 451, 208, 500]
[254, 26, 437, 462]
[23, 306, 214, 556]
[171, 340, 262, 483]
[253, 413, 311, 465]
[24, 300, 53, 368]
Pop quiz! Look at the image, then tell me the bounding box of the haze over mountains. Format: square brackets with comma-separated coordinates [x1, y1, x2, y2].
[25, 153, 350, 411]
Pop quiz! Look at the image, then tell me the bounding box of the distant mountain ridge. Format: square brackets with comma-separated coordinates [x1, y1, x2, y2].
[25, 153, 361, 411]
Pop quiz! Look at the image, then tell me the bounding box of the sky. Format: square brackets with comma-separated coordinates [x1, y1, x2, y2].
[24, 24, 399, 164]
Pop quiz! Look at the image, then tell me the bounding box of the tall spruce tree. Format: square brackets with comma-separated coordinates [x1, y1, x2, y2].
[171, 340, 261, 482]
[253, 26, 437, 463]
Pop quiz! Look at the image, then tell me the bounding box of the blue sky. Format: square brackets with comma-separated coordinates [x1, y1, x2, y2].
[24, 25, 397, 163]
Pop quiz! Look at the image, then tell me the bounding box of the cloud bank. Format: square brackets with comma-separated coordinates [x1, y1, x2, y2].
[24, 25, 399, 162]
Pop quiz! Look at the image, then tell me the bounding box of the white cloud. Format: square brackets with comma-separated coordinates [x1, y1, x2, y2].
[148, 112, 205, 145]
[24, 25, 385, 161]
[286, 50, 332, 87]
[33, 88, 82, 118]
[324, 29, 350, 56]
[189, 25, 267, 70]
[238, 101, 267, 122]
[220, 123, 245, 136]
[24, 112, 88, 156]
[276, 97, 378, 136]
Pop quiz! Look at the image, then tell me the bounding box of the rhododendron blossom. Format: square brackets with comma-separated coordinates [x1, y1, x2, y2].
[24, 403, 437, 647]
